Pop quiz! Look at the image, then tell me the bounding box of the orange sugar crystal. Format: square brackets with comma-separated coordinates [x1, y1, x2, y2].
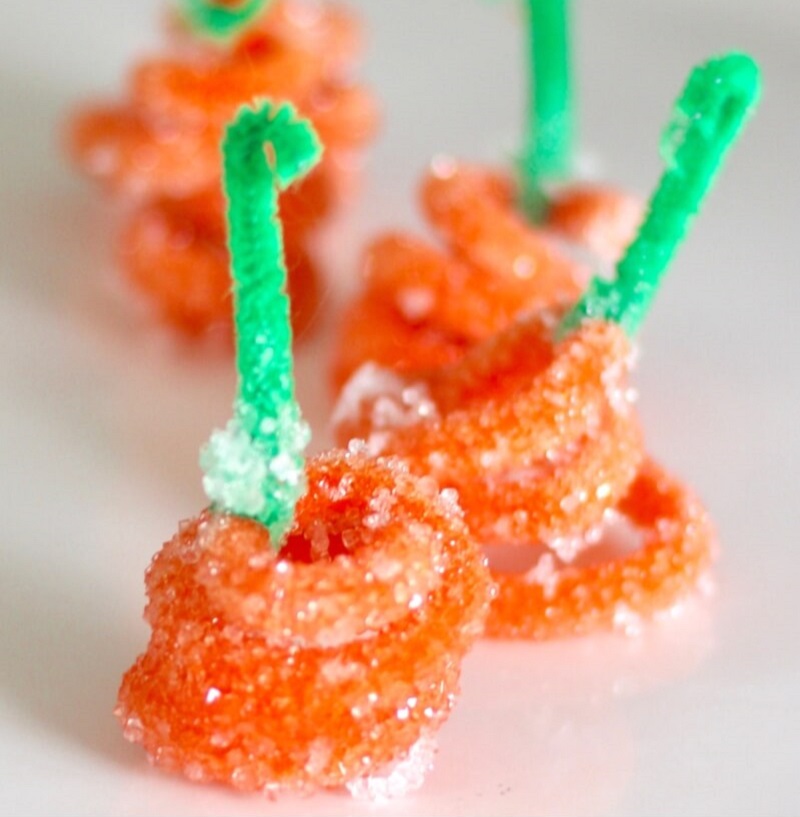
[116, 450, 492, 793]
[332, 317, 716, 640]
[119, 173, 331, 337]
[333, 291, 471, 393]
[65, 0, 378, 338]
[331, 159, 640, 388]
[420, 159, 583, 293]
[334, 314, 644, 548]
[485, 459, 716, 639]
[329, 314, 719, 641]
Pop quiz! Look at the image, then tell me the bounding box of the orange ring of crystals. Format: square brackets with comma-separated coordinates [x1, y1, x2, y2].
[332, 291, 471, 392]
[66, 5, 378, 201]
[166, 0, 365, 78]
[65, 1, 378, 339]
[129, 46, 322, 127]
[420, 159, 583, 296]
[118, 173, 332, 337]
[67, 86, 377, 200]
[334, 314, 644, 546]
[116, 450, 492, 791]
[331, 163, 641, 390]
[485, 458, 716, 639]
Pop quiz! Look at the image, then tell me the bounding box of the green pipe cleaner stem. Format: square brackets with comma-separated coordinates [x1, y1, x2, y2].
[200, 102, 322, 546]
[518, 0, 574, 222]
[182, 0, 271, 40]
[559, 52, 761, 338]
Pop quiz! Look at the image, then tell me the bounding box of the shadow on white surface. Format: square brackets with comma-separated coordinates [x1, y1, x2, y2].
[0, 548, 143, 768]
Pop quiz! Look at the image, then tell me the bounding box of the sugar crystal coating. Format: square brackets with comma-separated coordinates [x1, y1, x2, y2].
[335, 315, 644, 547]
[65, 0, 378, 337]
[119, 179, 326, 337]
[485, 459, 716, 638]
[421, 161, 582, 296]
[117, 450, 492, 792]
[332, 160, 639, 387]
[332, 307, 718, 639]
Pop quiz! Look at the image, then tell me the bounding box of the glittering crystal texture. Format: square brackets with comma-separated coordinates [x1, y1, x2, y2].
[333, 158, 640, 390]
[330, 54, 761, 641]
[65, 0, 378, 336]
[336, 314, 644, 551]
[116, 451, 492, 793]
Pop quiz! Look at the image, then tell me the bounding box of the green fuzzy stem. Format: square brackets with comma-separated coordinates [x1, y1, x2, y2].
[559, 52, 761, 338]
[200, 102, 322, 546]
[518, 0, 574, 221]
[182, 0, 271, 40]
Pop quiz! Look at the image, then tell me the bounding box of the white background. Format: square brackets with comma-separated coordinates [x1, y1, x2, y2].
[1, 1, 799, 815]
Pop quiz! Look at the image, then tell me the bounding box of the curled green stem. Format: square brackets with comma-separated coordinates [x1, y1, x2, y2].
[518, 0, 574, 221]
[559, 52, 761, 338]
[182, 0, 271, 40]
[201, 102, 322, 545]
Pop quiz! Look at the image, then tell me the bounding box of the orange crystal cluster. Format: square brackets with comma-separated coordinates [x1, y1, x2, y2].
[333, 159, 641, 388]
[67, 0, 378, 336]
[331, 170, 714, 640]
[116, 450, 492, 792]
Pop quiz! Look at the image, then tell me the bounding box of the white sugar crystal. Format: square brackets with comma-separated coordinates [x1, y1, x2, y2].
[408, 593, 424, 610]
[654, 600, 687, 622]
[268, 451, 303, 484]
[544, 531, 585, 563]
[438, 487, 462, 515]
[613, 603, 643, 637]
[401, 385, 437, 419]
[346, 438, 369, 456]
[559, 489, 588, 515]
[397, 287, 435, 321]
[320, 657, 363, 684]
[602, 347, 639, 415]
[304, 739, 333, 777]
[332, 364, 405, 428]
[332, 364, 439, 451]
[121, 714, 144, 742]
[371, 554, 403, 581]
[363, 487, 396, 531]
[347, 735, 437, 802]
[328, 472, 355, 500]
[308, 518, 330, 558]
[524, 553, 559, 599]
[595, 482, 612, 500]
[184, 762, 206, 782]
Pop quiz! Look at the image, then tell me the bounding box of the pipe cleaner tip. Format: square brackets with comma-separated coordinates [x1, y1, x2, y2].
[559, 51, 761, 339]
[202, 101, 322, 545]
[181, 0, 271, 40]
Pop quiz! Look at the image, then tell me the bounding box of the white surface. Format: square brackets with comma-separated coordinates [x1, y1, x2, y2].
[1, 2, 799, 815]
